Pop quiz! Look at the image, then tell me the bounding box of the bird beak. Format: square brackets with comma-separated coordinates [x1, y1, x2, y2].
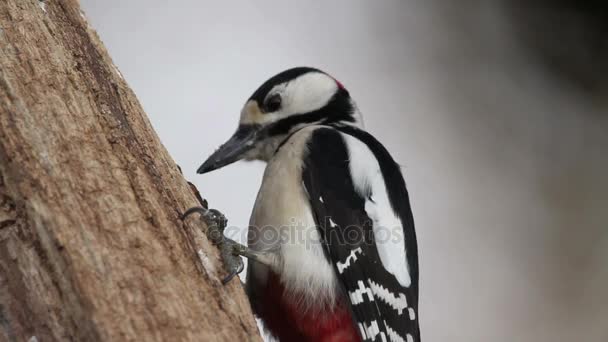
[197, 125, 260, 174]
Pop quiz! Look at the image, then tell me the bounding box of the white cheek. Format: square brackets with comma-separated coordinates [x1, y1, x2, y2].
[240, 72, 338, 126]
[283, 73, 338, 114]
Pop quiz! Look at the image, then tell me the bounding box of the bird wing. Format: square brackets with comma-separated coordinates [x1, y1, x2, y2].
[302, 126, 420, 342]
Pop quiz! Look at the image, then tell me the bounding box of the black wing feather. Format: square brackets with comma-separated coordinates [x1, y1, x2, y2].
[302, 127, 420, 342]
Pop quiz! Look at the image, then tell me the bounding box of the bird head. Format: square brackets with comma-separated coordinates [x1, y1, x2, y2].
[197, 67, 361, 174]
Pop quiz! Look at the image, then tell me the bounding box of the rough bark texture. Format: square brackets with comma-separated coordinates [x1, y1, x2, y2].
[0, 1, 261, 341]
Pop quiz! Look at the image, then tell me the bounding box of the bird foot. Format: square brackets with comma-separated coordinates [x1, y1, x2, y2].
[182, 207, 244, 284]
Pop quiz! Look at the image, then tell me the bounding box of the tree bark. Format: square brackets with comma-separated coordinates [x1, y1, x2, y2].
[0, 1, 260, 341]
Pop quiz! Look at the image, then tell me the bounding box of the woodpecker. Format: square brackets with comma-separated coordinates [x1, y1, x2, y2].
[196, 67, 420, 342]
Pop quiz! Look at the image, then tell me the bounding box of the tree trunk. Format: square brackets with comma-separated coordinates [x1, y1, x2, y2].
[0, 1, 260, 341]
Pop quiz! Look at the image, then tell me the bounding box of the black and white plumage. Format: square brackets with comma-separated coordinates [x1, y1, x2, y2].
[303, 125, 419, 342]
[198, 67, 420, 342]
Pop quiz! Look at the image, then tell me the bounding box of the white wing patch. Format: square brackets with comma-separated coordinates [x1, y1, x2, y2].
[358, 324, 366, 339]
[368, 279, 408, 315]
[361, 319, 412, 342]
[360, 320, 383, 341]
[349, 280, 375, 305]
[336, 247, 363, 274]
[408, 308, 416, 321]
[385, 321, 406, 342]
[342, 134, 411, 287]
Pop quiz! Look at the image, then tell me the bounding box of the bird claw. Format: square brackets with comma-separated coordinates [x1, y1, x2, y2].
[182, 206, 244, 284]
[219, 239, 245, 284]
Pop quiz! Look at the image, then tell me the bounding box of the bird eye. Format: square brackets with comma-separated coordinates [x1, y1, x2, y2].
[264, 94, 282, 112]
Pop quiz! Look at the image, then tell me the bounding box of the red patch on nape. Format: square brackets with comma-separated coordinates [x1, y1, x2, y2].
[257, 272, 361, 342]
[334, 78, 346, 90]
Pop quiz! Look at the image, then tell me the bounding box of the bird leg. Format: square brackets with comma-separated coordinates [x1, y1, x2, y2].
[181, 206, 277, 284]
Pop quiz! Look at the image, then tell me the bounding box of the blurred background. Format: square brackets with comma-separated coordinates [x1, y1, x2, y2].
[80, 1, 608, 341]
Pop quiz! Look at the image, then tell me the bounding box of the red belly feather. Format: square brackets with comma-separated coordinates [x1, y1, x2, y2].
[256, 272, 361, 342]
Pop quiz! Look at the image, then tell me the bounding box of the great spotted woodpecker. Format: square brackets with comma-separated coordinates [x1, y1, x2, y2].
[196, 67, 420, 342]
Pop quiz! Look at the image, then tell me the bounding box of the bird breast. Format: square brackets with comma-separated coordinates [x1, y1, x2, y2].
[248, 126, 338, 307]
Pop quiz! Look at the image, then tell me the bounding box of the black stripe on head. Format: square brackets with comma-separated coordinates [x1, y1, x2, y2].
[249, 67, 322, 104]
[266, 87, 355, 136]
